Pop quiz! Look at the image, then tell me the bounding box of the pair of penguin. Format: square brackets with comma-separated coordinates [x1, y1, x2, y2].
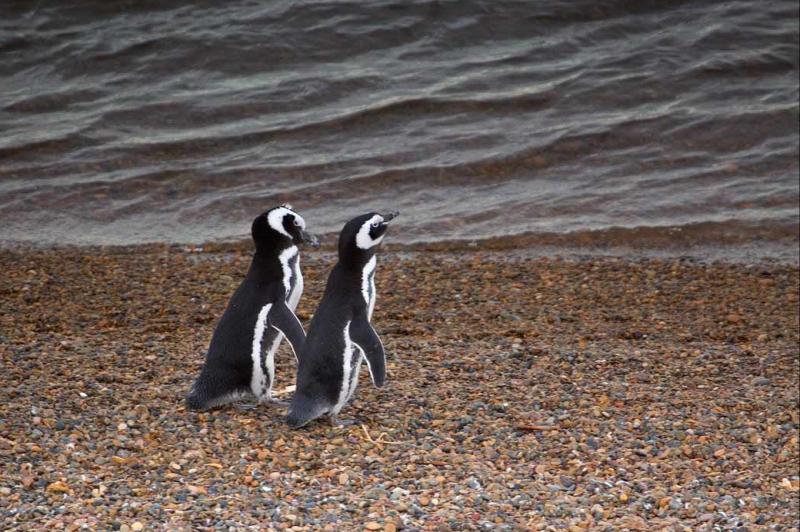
[185, 204, 397, 428]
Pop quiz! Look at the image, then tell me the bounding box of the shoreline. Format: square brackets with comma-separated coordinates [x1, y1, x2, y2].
[1, 247, 798, 529]
[2, 218, 798, 266]
[1, 238, 798, 267]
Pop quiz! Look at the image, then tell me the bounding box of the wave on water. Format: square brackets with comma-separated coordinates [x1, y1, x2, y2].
[0, 0, 797, 259]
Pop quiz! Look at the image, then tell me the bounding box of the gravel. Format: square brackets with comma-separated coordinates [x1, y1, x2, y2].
[0, 245, 798, 529]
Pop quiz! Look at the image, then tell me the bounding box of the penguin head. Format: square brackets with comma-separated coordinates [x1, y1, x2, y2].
[338, 211, 399, 264]
[252, 204, 318, 253]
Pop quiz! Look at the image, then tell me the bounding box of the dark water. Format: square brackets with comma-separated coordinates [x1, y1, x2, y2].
[1, 1, 798, 255]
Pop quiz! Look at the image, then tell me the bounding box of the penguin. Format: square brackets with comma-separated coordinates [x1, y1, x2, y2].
[286, 211, 399, 428]
[186, 204, 318, 411]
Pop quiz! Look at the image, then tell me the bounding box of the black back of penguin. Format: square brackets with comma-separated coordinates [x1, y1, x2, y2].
[185, 205, 315, 411]
[286, 211, 398, 427]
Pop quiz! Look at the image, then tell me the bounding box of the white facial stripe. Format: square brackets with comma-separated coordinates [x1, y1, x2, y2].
[267, 207, 292, 237]
[267, 207, 305, 235]
[355, 215, 384, 250]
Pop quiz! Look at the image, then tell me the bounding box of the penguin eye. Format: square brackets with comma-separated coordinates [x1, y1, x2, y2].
[371, 221, 380, 228]
[293, 218, 301, 227]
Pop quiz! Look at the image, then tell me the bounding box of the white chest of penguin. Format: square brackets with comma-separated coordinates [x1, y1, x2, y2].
[250, 245, 302, 401]
[281, 246, 303, 311]
[332, 256, 379, 413]
[361, 255, 377, 320]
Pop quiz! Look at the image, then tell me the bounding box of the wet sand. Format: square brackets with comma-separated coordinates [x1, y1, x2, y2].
[0, 246, 798, 530]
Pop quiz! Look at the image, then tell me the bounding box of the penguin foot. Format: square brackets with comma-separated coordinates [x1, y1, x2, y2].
[329, 414, 359, 428]
[256, 394, 289, 408]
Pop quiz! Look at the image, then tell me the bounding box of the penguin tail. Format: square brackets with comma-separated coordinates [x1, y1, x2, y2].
[185, 390, 207, 411]
[285, 394, 326, 429]
[186, 388, 248, 411]
[285, 411, 312, 429]
[186, 375, 247, 410]
[185, 369, 247, 412]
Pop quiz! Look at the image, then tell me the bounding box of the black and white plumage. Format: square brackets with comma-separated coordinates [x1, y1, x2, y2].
[286, 211, 398, 428]
[186, 205, 318, 411]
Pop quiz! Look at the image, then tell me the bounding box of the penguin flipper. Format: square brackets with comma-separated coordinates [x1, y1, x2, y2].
[268, 300, 306, 363]
[349, 313, 386, 388]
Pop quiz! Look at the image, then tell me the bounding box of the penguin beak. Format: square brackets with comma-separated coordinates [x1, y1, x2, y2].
[382, 211, 400, 223]
[299, 230, 320, 247]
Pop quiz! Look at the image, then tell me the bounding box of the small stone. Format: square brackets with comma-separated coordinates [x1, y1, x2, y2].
[131, 523, 144, 531]
[169, 462, 181, 472]
[384, 523, 397, 532]
[419, 496, 430, 506]
[753, 377, 770, 386]
[46, 481, 70, 493]
[511, 494, 530, 508]
[621, 515, 647, 530]
[466, 477, 481, 490]
[365, 488, 386, 499]
[187, 485, 207, 495]
[726, 313, 742, 324]
[338, 473, 349, 485]
[364, 522, 381, 531]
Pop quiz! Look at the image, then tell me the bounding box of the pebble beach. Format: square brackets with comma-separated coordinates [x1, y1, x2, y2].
[0, 245, 798, 530]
